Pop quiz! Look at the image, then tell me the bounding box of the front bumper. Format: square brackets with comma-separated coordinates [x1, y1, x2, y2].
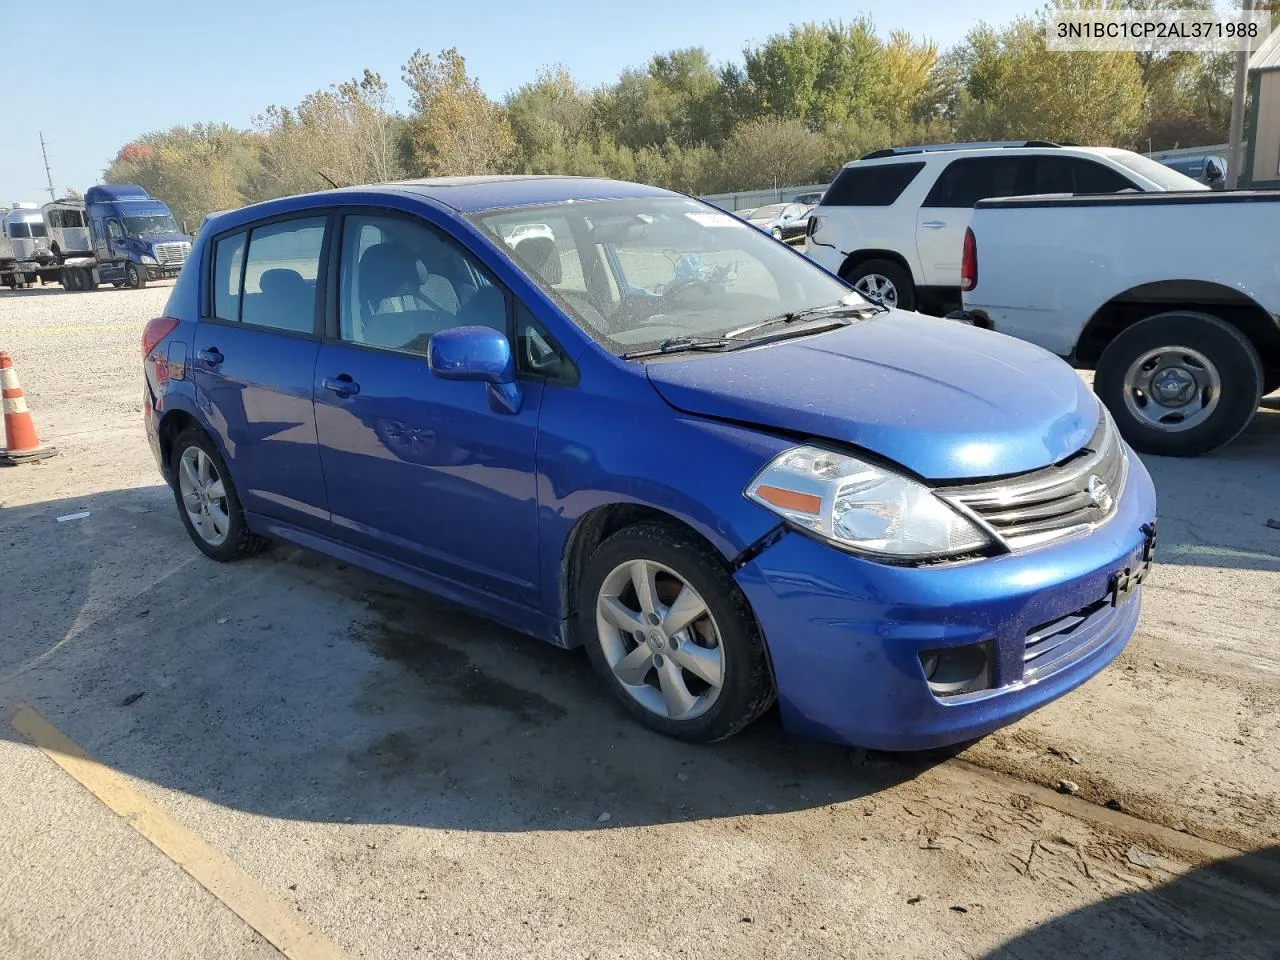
[734, 450, 1156, 750]
[145, 263, 184, 280]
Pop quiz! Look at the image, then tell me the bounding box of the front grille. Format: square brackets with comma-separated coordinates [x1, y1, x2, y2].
[940, 411, 1126, 550]
[154, 242, 189, 265]
[1023, 591, 1131, 680]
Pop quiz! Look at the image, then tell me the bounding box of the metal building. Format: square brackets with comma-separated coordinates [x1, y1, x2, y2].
[1244, 28, 1280, 189]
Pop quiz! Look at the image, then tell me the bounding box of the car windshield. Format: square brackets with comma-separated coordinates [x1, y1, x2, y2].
[124, 214, 180, 236]
[1105, 151, 1208, 191]
[470, 197, 863, 353]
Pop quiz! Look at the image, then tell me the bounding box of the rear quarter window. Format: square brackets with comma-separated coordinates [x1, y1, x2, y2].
[823, 162, 926, 206]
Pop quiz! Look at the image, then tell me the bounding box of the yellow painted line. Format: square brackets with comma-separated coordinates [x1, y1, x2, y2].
[9, 704, 351, 960]
[0, 325, 133, 335]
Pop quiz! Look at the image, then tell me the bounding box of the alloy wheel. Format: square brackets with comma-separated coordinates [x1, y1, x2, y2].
[178, 446, 231, 547]
[853, 273, 897, 306]
[594, 558, 725, 721]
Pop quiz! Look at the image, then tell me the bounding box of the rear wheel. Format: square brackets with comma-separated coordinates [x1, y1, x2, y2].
[1095, 311, 1263, 456]
[843, 258, 915, 311]
[170, 428, 269, 562]
[126, 262, 147, 289]
[578, 522, 775, 743]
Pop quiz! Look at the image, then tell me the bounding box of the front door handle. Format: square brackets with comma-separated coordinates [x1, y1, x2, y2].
[196, 347, 224, 367]
[921, 220, 946, 229]
[323, 375, 360, 397]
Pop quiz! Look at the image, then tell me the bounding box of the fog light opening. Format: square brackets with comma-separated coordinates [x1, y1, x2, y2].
[919, 643, 991, 697]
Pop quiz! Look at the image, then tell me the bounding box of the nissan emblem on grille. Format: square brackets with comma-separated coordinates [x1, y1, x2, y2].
[940, 411, 1127, 551]
[1087, 475, 1112, 511]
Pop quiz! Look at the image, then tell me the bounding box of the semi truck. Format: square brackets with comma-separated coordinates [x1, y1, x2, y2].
[1, 184, 191, 291]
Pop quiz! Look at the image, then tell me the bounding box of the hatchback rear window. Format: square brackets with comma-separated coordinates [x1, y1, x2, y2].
[822, 162, 925, 206]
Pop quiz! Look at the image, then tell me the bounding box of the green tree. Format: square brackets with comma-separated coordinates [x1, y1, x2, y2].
[732, 20, 890, 129]
[594, 48, 728, 149]
[104, 123, 262, 228]
[506, 65, 594, 160]
[722, 117, 826, 190]
[952, 16, 1146, 146]
[402, 48, 516, 176]
[256, 70, 401, 197]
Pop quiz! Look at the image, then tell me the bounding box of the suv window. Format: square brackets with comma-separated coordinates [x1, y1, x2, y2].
[240, 217, 325, 333]
[824, 162, 925, 206]
[338, 214, 507, 356]
[923, 157, 1028, 208]
[1031, 157, 1136, 195]
[1072, 159, 1136, 193]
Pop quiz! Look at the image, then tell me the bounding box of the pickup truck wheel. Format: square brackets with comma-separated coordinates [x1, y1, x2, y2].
[844, 259, 914, 311]
[1095, 311, 1263, 457]
[126, 263, 147, 289]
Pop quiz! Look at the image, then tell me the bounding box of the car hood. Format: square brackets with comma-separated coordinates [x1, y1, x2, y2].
[644, 311, 1099, 480]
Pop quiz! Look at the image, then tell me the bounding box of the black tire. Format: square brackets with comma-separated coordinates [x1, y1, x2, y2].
[576, 521, 775, 743]
[843, 258, 915, 311]
[1095, 311, 1263, 457]
[126, 262, 147, 289]
[60, 269, 76, 291]
[82, 268, 99, 291]
[169, 427, 269, 562]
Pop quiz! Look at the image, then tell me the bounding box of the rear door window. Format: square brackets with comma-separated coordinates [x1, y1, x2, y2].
[1072, 159, 1137, 193]
[823, 162, 926, 206]
[1029, 156, 1137, 195]
[241, 217, 326, 334]
[923, 157, 1031, 207]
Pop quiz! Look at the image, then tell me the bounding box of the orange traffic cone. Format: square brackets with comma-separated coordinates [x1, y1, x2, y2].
[1, 351, 57, 465]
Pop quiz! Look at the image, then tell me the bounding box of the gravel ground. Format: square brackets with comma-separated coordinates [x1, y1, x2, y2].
[0, 283, 1278, 959]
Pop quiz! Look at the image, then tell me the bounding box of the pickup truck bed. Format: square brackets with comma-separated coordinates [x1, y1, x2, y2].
[962, 190, 1280, 456]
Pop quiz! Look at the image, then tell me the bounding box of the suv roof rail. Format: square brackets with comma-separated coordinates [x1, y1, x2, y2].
[858, 140, 1070, 161]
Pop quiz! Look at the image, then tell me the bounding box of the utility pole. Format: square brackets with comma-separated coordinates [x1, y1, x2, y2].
[39, 132, 56, 201]
[1226, 0, 1254, 189]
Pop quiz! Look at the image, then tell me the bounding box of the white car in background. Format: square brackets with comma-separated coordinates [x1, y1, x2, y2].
[805, 141, 1206, 313]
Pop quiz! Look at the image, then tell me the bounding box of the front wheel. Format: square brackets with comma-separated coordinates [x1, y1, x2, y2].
[170, 428, 269, 561]
[126, 262, 147, 289]
[578, 522, 775, 742]
[1095, 311, 1263, 457]
[844, 258, 915, 311]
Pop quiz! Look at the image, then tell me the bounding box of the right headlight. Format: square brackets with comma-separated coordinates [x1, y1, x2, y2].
[745, 445, 992, 560]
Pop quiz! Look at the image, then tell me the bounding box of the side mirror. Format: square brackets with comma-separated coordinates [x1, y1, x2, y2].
[428, 326, 522, 414]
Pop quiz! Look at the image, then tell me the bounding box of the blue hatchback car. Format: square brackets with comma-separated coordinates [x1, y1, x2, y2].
[143, 176, 1157, 750]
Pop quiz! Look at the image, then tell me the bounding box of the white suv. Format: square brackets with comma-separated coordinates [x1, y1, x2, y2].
[805, 141, 1205, 313]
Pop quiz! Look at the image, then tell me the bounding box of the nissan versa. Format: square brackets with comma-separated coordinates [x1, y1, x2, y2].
[142, 176, 1157, 750]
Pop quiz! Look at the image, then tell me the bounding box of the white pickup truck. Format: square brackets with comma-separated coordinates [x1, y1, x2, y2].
[956, 191, 1280, 456]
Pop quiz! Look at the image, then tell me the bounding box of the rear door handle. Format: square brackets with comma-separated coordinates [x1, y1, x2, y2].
[196, 347, 223, 366]
[323, 375, 360, 397]
[921, 220, 946, 229]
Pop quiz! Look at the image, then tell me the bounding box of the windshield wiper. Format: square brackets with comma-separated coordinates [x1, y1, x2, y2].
[728, 300, 886, 339]
[621, 336, 742, 360]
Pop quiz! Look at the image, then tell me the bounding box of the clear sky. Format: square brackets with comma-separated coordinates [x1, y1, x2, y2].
[4, 0, 1032, 203]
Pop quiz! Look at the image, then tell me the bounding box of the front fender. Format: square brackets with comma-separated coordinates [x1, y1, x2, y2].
[534, 357, 791, 620]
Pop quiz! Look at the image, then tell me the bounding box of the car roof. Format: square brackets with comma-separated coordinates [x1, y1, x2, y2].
[391, 175, 672, 212]
[200, 176, 679, 235]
